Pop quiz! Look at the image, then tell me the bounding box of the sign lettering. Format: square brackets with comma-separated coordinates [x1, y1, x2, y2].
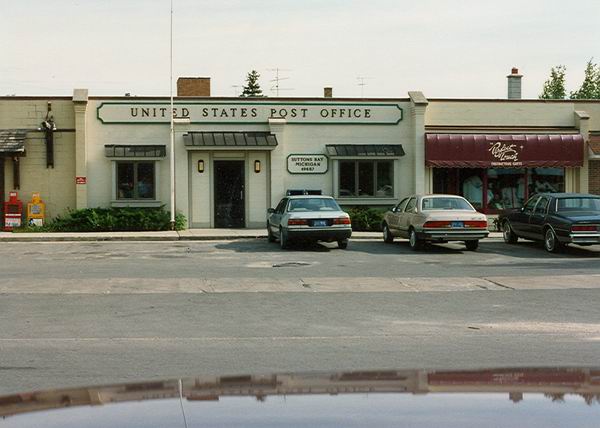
[97, 103, 403, 125]
[287, 155, 328, 174]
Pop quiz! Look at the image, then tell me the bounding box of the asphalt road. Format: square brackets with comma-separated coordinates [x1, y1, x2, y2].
[0, 239, 599, 395]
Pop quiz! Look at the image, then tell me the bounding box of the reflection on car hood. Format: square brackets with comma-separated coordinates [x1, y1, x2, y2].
[2, 367, 600, 427]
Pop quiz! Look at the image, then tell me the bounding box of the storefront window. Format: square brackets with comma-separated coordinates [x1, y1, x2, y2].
[338, 160, 394, 198]
[432, 167, 565, 213]
[528, 168, 565, 195]
[486, 168, 526, 210]
[117, 161, 155, 200]
[459, 169, 484, 209]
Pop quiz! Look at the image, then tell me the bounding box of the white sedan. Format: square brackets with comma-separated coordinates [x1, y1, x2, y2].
[382, 194, 489, 251]
[267, 196, 352, 249]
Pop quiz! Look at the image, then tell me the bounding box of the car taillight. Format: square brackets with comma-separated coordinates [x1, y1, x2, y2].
[333, 217, 351, 225]
[287, 219, 308, 226]
[423, 221, 451, 228]
[571, 225, 597, 232]
[464, 221, 488, 228]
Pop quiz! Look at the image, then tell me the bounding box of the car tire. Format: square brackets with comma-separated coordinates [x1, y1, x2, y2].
[338, 239, 349, 249]
[279, 227, 289, 249]
[544, 227, 562, 253]
[465, 240, 479, 251]
[383, 224, 394, 244]
[502, 221, 518, 244]
[408, 228, 423, 251]
[267, 222, 276, 243]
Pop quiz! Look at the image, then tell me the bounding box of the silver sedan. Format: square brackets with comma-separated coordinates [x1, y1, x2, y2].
[267, 196, 352, 249]
[382, 194, 489, 251]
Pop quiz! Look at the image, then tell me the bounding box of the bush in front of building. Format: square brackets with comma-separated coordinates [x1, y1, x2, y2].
[15, 206, 186, 232]
[344, 207, 385, 232]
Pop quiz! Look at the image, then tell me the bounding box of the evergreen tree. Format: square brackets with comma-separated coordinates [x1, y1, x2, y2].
[570, 59, 600, 99]
[539, 65, 567, 99]
[240, 70, 264, 97]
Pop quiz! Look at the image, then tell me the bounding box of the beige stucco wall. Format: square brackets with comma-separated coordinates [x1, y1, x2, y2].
[425, 100, 578, 127]
[86, 99, 413, 228]
[424, 99, 593, 195]
[0, 98, 76, 220]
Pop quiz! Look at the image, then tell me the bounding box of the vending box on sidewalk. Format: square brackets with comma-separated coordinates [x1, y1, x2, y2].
[4, 192, 23, 231]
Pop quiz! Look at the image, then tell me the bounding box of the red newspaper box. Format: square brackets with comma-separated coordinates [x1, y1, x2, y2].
[4, 192, 23, 231]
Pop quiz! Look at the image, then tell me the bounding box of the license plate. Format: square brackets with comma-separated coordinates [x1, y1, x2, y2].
[451, 221, 463, 228]
[313, 220, 328, 227]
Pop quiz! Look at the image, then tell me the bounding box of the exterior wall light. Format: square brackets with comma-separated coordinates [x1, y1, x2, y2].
[254, 160, 261, 173]
[197, 159, 205, 173]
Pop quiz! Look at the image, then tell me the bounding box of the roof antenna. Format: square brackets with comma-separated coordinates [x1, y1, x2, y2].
[356, 76, 373, 98]
[268, 68, 293, 97]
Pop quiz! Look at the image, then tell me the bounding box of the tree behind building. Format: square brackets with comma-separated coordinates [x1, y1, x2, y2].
[539, 65, 567, 99]
[570, 59, 600, 99]
[240, 70, 264, 97]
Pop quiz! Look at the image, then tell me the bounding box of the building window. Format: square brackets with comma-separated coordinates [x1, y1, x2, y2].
[339, 160, 394, 198]
[432, 167, 565, 213]
[116, 161, 156, 200]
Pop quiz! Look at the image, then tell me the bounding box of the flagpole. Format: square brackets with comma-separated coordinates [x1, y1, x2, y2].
[169, 0, 175, 230]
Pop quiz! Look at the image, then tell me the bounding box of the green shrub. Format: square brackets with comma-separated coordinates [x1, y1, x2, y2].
[14, 206, 186, 232]
[344, 207, 386, 232]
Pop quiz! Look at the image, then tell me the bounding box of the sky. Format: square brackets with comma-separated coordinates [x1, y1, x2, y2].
[2, 0, 600, 99]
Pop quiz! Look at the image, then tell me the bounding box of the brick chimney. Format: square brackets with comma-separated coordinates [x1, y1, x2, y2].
[324, 87, 333, 98]
[177, 77, 211, 97]
[507, 68, 522, 100]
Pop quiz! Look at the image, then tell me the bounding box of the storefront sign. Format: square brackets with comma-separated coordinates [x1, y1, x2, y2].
[97, 102, 403, 125]
[76, 176, 87, 185]
[287, 154, 328, 174]
[488, 142, 523, 167]
[425, 134, 584, 168]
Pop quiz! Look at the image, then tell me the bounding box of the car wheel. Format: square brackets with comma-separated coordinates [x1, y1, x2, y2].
[383, 224, 394, 243]
[267, 222, 276, 243]
[544, 227, 562, 253]
[408, 228, 423, 251]
[279, 227, 289, 249]
[338, 239, 349, 249]
[465, 240, 479, 251]
[502, 221, 518, 244]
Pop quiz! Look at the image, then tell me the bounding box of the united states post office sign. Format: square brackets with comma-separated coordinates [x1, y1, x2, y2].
[96, 102, 403, 125]
[287, 154, 328, 174]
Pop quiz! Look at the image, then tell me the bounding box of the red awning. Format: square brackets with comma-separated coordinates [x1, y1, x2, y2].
[425, 134, 584, 168]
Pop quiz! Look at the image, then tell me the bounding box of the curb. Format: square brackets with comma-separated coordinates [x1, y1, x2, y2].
[0, 233, 504, 243]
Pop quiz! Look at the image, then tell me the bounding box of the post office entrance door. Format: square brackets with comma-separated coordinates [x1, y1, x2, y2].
[214, 160, 245, 228]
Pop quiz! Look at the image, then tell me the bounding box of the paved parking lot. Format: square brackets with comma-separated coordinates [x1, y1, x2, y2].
[1, 238, 599, 288]
[1, 238, 599, 395]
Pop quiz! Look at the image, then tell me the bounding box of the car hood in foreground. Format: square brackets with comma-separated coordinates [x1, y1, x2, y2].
[2, 367, 599, 427]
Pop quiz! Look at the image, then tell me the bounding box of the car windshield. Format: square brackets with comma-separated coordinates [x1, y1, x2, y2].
[287, 198, 340, 212]
[557, 197, 600, 212]
[422, 197, 474, 211]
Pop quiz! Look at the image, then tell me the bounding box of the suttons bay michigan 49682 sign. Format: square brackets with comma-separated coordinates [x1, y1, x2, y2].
[287, 155, 328, 174]
[96, 102, 403, 125]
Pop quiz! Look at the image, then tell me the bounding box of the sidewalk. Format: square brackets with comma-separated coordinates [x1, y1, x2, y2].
[0, 229, 503, 242]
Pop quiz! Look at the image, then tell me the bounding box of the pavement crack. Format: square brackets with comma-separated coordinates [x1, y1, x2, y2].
[299, 279, 311, 289]
[483, 278, 516, 290]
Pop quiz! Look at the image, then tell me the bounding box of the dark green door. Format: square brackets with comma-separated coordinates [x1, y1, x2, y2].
[214, 160, 245, 228]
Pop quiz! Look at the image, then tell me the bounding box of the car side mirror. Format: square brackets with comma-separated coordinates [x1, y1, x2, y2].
[267, 208, 275, 214]
[520, 207, 525, 212]
[391, 206, 397, 212]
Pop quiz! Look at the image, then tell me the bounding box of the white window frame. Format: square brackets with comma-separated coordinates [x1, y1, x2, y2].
[110, 159, 162, 207]
[334, 158, 396, 203]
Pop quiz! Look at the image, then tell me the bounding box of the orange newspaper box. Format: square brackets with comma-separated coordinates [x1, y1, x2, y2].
[4, 192, 23, 231]
[27, 192, 46, 227]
